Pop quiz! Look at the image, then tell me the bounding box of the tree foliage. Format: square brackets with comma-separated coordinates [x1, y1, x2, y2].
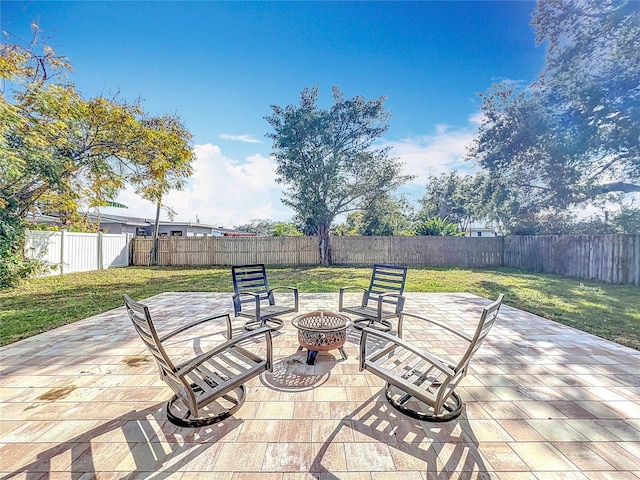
[420, 171, 485, 233]
[234, 219, 303, 236]
[0, 202, 41, 287]
[272, 222, 303, 237]
[265, 86, 412, 264]
[235, 219, 277, 236]
[467, 1, 640, 233]
[0, 27, 195, 286]
[358, 194, 414, 236]
[413, 215, 462, 236]
[335, 194, 413, 236]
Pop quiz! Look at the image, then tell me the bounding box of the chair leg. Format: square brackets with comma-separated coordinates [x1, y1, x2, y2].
[166, 385, 247, 427]
[384, 383, 463, 422]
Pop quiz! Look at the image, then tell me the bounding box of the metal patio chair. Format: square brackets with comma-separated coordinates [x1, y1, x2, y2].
[123, 294, 273, 427]
[359, 294, 504, 421]
[339, 264, 408, 333]
[232, 264, 299, 331]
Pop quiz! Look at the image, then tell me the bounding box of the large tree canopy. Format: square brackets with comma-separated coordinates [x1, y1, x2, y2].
[420, 171, 485, 234]
[467, 0, 639, 232]
[265, 86, 412, 264]
[334, 193, 413, 236]
[0, 28, 195, 286]
[1, 33, 194, 220]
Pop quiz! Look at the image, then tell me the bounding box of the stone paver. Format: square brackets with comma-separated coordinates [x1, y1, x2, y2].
[1, 292, 639, 478]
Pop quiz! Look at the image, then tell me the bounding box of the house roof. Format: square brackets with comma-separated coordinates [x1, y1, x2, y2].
[93, 213, 152, 226]
[26, 213, 61, 224]
[29, 212, 254, 235]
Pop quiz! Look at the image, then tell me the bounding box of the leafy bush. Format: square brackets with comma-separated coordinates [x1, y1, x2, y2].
[413, 216, 462, 236]
[0, 204, 42, 288]
[272, 222, 303, 236]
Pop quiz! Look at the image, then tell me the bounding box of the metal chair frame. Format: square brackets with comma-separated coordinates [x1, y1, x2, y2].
[123, 294, 273, 427]
[339, 264, 407, 333]
[232, 264, 299, 331]
[359, 294, 504, 422]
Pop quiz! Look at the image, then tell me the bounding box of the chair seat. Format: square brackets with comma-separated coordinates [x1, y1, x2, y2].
[341, 305, 399, 321]
[166, 344, 269, 427]
[237, 304, 297, 322]
[361, 340, 461, 421]
[186, 345, 269, 406]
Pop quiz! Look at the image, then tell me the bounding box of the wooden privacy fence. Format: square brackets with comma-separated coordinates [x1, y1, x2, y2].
[330, 236, 503, 267]
[133, 236, 319, 267]
[132, 233, 639, 285]
[133, 235, 503, 269]
[503, 234, 639, 285]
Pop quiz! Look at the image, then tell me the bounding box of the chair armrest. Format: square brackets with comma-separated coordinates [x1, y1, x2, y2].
[399, 312, 473, 343]
[339, 286, 366, 311]
[374, 292, 406, 318]
[233, 291, 262, 319]
[270, 286, 297, 293]
[159, 312, 233, 342]
[269, 286, 299, 311]
[176, 326, 273, 375]
[359, 326, 455, 377]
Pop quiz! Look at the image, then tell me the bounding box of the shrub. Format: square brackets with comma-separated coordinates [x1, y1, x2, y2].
[0, 206, 42, 288]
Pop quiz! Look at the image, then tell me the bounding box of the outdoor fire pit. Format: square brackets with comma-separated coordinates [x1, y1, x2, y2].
[291, 310, 352, 365]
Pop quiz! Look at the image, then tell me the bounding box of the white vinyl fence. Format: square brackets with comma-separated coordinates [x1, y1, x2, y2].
[25, 230, 132, 276]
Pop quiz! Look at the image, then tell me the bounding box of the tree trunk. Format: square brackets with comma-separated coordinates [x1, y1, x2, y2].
[150, 202, 161, 266]
[317, 224, 332, 266]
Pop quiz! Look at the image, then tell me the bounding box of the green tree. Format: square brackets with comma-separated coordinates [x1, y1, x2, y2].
[0, 28, 195, 286]
[358, 193, 413, 236]
[332, 212, 363, 236]
[413, 215, 462, 236]
[265, 86, 412, 264]
[573, 195, 640, 234]
[0, 203, 40, 287]
[467, 1, 639, 232]
[235, 219, 278, 236]
[272, 222, 303, 237]
[335, 195, 412, 237]
[616, 207, 640, 233]
[532, 0, 639, 186]
[420, 172, 483, 234]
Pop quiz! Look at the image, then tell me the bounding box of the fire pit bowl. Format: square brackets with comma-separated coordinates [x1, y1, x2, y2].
[291, 310, 352, 365]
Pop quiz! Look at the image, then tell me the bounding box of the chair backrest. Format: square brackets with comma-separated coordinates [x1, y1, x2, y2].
[232, 264, 273, 312]
[454, 294, 504, 373]
[123, 294, 177, 378]
[364, 264, 408, 306]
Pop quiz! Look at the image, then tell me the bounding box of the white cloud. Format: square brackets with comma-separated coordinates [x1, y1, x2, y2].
[382, 113, 482, 187]
[98, 113, 484, 227]
[219, 133, 262, 143]
[99, 143, 292, 227]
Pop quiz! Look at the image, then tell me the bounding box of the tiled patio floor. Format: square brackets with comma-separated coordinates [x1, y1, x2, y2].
[1, 292, 639, 479]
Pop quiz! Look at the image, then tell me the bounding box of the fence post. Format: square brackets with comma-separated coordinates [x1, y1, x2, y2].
[98, 231, 104, 270]
[59, 230, 65, 275]
[127, 233, 133, 266]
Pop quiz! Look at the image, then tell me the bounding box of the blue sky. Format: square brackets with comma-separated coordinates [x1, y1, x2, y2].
[2, 1, 545, 227]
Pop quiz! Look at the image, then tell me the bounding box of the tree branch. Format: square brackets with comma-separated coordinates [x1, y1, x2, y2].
[587, 182, 640, 196]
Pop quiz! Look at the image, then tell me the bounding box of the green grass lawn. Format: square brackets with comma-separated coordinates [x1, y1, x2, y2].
[1, 266, 638, 350]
